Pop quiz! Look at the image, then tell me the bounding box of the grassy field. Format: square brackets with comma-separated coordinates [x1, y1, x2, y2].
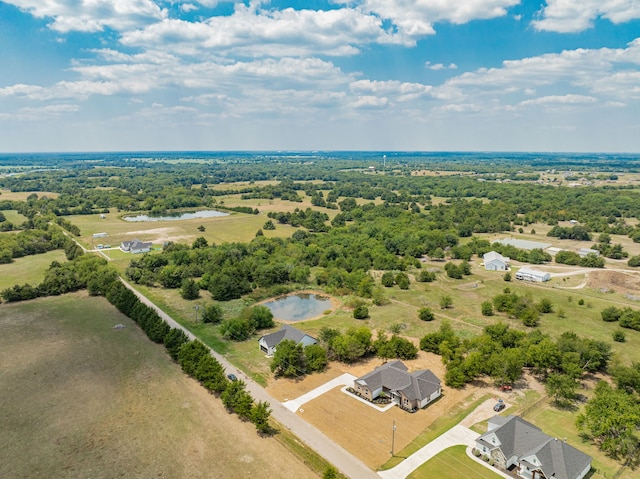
[1, 209, 28, 224]
[0, 189, 59, 200]
[0, 294, 319, 479]
[68, 209, 297, 251]
[407, 445, 502, 479]
[0, 249, 66, 290]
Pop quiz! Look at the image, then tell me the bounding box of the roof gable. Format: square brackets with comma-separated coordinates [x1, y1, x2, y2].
[479, 416, 591, 479]
[260, 324, 316, 349]
[356, 361, 440, 401]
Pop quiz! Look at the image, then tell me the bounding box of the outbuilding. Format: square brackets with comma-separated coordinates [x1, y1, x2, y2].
[483, 251, 510, 271]
[515, 267, 550, 282]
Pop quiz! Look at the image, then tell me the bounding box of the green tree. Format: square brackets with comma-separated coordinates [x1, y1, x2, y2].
[418, 307, 435, 321]
[164, 328, 189, 361]
[220, 317, 255, 341]
[381, 271, 395, 287]
[178, 340, 210, 377]
[613, 330, 626, 342]
[577, 381, 640, 460]
[202, 303, 224, 323]
[481, 301, 494, 316]
[305, 344, 328, 372]
[271, 340, 306, 378]
[247, 305, 275, 329]
[395, 272, 410, 289]
[250, 400, 272, 434]
[417, 270, 436, 282]
[263, 220, 276, 230]
[192, 236, 208, 248]
[353, 304, 369, 319]
[537, 298, 553, 314]
[601, 306, 622, 322]
[545, 373, 578, 406]
[180, 278, 200, 300]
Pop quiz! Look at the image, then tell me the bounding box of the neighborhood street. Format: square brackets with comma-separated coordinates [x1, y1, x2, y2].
[120, 279, 379, 479]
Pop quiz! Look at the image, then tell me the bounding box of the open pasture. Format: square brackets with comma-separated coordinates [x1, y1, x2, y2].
[0, 294, 317, 479]
[67, 209, 297, 250]
[0, 189, 59, 200]
[0, 249, 66, 290]
[1, 209, 28, 224]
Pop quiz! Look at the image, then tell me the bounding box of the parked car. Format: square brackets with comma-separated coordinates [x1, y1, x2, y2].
[493, 400, 506, 412]
[227, 373, 238, 381]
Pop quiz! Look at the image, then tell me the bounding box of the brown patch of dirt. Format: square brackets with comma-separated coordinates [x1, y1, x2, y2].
[121, 227, 195, 243]
[586, 270, 640, 295]
[267, 352, 484, 469]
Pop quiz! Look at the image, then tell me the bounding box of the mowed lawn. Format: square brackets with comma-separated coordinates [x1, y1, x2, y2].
[0, 249, 66, 290]
[0, 294, 318, 479]
[407, 445, 501, 479]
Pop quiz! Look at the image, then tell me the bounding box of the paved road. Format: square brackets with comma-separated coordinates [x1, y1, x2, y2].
[119, 278, 379, 479]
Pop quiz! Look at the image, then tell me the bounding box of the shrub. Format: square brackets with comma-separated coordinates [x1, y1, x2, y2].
[418, 307, 435, 321]
[503, 272, 511, 282]
[481, 301, 494, 316]
[381, 271, 395, 287]
[353, 304, 369, 319]
[439, 295, 453, 309]
[613, 330, 626, 343]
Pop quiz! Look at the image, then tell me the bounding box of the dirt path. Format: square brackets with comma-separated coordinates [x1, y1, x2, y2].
[119, 278, 378, 479]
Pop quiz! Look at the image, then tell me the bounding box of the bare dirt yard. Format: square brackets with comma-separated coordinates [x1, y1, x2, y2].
[266, 352, 500, 470]
[586, 269, 640, 296]
[0, 294, 318, 479]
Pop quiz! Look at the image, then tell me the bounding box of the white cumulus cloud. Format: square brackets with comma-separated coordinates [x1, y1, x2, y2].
[4, 0, 167, 32]
[533, 0, 640, 33]
[120, 4, 403, 57]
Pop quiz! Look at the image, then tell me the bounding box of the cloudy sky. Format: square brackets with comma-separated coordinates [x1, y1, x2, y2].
[1, 1, 639, 152]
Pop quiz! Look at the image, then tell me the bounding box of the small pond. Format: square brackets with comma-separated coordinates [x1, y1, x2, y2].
[122, 210, 229, 222]
[262, 293, 333, 322]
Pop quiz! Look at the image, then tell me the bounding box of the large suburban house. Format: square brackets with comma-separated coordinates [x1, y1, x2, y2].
[259, 324, 318, 357]
[515, 267, 551, 282]
[353, 361, 441, 411]
[475, 415, 592, 479]
[483, 251, 510, 271]
[120, 239, 152, 254]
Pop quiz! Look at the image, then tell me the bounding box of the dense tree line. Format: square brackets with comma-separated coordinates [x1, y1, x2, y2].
[420, 321, 611, 396]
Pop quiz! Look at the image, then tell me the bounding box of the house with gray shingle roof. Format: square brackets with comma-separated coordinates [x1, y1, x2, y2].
[353, 361, 441, 411]
[476, 415, 591, 479]
[120, 239, 152, 254]
[259, 324, 317, 357]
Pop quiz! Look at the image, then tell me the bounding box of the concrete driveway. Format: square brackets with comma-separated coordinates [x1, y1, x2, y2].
[377, 424, 479, 479]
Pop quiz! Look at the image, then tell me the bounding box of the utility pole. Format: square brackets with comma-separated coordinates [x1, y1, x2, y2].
[390, 420, 396, 456]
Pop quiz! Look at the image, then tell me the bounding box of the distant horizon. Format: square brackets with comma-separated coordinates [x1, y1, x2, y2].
[1, 149, 639, 156]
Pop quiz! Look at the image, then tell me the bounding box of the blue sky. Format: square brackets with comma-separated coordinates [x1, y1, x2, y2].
[1, 0, 639, 152]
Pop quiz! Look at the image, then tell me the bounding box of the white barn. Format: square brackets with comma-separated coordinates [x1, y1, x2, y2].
[483, 251, 510, 271]
[515, 268, 550, 282]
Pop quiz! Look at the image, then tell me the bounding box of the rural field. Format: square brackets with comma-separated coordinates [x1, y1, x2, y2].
[0, 294, 318, 479]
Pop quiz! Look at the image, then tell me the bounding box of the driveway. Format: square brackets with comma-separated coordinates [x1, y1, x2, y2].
[283, 373, 356, 412]
[377, 424, 479, 479]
